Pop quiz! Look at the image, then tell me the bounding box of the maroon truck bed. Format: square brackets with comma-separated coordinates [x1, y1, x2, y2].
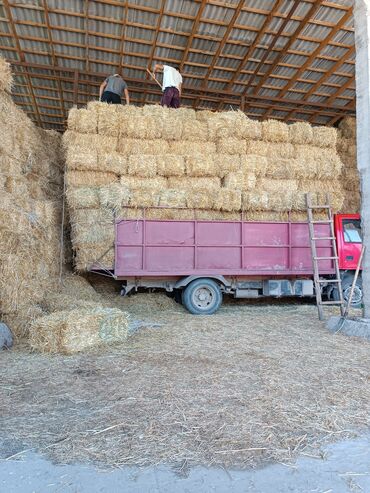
[114, 218, 335, 278]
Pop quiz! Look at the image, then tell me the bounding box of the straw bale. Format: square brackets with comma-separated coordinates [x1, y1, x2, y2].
[339, 117, 356, 140]
[242, 192, 269, 211]
[99, 183, 130, 212]
[167, 176, 221, 191]
[29, 307, 130, 354]
[207, 112, 236, 140]
[299, 179, 338, 194]
[289, 122, 313, 145]
[74, 108, 97, 134]
[169, 141, 216, 155]
[186, 189, 215, 210]
[118, 139, 169, 156]
[0, 56, 12, 92]
[265, 158, 300, 180]
[259, 178, 298, 194]
[217, 138, 245, 155]
[159, 189, 187, 208]
[316, 190, 345, 212]
[266, 142, 296, 159]
[144, 209, 196, 220]
[195, 210, 241, 221]
[66, 147, 98, 172]
[240, 117, 262, 140]
[176, 107, 196, 119]
[73, 223, 114, 245]
[212, 155, 240, 177]
[156, 155, 185, 177]
[196, 110, 214, 122]
[267, 192, 294, 212]
[130, 189, 161, 208]
[70, 208, 114, 227]
[145, 116, 164, 140]
[247, 140, 268, 156]
[66, 170, 119, 187]
[66, 187, 100, 210]
[182, 119, 208, 141]
[128, 155, 157, 177]
[243, 211, 289, 222]
[223, 171, 256, 191]
[74, 243, 114, 271]
[98, 152, 127, 174]
[312, 126, 337, 149]
[341, 167, 360, 191]
[142, 104, 168, 117]
[97, 104, 121, 137]
[4, 176, 28, 196]
[342, 192, 361, 214]
[162, 115, 183, 141]
[120, 175, 167, 191]
[124, 116, 149, 140]
[262, 120, 289, 143]
[240, 155, 268, 176]
[185, 155, 220, 177]
[214, 189, 242, 212]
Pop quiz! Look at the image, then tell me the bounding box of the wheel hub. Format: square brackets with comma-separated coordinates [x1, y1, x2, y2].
[343, 285, 362, 306]
[192, 286, 213, 309]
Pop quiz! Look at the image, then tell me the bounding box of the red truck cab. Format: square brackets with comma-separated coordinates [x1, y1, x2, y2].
[335, 214, 362, 270]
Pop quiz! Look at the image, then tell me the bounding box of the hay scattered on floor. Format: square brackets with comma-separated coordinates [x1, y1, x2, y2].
[1, 295, 369, 470]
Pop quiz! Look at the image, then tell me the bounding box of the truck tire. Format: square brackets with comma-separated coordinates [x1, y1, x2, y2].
[332, 275, 363, 309]
[0, 323, 13, 349]
[182, 278, 222, 315]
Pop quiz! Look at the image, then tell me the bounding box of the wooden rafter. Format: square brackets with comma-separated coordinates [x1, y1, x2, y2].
[2, 0, 43, 128]
[284, 45, 355, 121]
[179, 0, 208, 73]
[277, 7, 353, 101]
[142, 0, 166, 105]
[118, 1, 128, 74]
[219, 0, 285, 106]
[245, 0, 322, 100]
[41, 0, 66, 122]
[192, 0, 246, 109]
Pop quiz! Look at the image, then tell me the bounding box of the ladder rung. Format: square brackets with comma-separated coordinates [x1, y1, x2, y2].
[312, 237, 336, 241]
[317, 279, 341, 283]
[314, 256, 338, 260]
[320, 301, 345, 306]
[308, 205, 331, 209]
[311, 220, 333, 224]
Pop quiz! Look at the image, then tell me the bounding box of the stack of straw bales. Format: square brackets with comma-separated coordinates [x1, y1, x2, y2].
[29, 275, 130, 354]
[64, 103, 347, 271]
[0, 56, 67, 338]
[336, 117, 360, 213]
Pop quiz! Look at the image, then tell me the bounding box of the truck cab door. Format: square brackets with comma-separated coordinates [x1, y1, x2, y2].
[335, 214, 362, 270]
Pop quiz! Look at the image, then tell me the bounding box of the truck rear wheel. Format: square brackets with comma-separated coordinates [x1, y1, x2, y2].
[182, 278, 222, 315]
[332, 276, 363, 309]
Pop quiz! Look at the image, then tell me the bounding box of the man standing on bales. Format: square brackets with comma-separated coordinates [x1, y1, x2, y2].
[99, 73, 130, 105]
[153, 63, 182, 108]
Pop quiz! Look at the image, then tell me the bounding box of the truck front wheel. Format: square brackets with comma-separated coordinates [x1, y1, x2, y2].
[332, 276, 363, 309]
[182, 278, 222, 315]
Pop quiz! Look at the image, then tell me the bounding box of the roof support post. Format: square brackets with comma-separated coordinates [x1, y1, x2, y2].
[354, 0, 370, 318]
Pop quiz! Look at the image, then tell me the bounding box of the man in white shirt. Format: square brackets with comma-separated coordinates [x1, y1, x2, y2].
[153, 63, 182, 108]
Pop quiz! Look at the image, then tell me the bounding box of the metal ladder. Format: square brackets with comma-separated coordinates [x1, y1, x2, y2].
[305, 193, 345, 321]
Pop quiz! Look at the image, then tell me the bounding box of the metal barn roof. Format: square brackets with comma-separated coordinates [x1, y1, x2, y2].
[0, 0, 355, 131]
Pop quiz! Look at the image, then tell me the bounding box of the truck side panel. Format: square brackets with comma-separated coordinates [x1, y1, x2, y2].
[115, 219, 335, 278]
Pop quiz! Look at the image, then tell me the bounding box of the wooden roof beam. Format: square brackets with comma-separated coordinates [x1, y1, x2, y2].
[245, 0, 322, 99]
[277, 7, 353, 100]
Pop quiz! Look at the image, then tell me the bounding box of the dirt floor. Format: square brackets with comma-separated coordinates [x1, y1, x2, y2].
[1, 281, 370, 472]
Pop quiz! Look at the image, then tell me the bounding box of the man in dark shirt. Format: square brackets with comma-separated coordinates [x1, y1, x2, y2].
[99, 74, 130, 104]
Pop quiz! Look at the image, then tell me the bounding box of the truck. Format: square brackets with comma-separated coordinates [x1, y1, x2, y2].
[91, 211, 363, 315]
